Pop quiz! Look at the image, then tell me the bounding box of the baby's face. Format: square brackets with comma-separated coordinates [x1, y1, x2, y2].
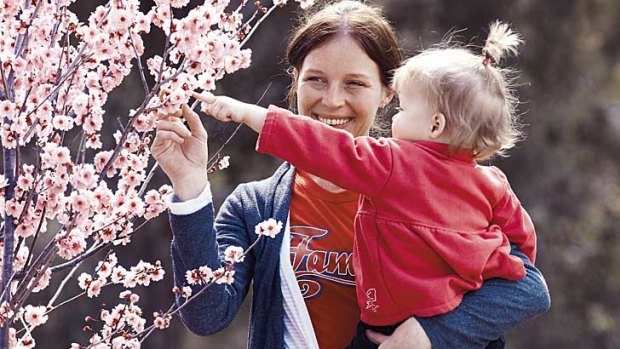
[391, 86, 437, 142]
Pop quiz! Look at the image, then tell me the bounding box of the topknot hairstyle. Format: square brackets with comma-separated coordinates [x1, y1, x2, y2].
[392, 21, 524, 161]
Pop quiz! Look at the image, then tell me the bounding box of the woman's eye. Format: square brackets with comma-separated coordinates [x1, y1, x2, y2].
[305, 76, 324, 83]
[347, 81, 366, 87]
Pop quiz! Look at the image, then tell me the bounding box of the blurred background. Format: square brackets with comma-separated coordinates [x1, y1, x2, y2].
[34, 0, 620, 348]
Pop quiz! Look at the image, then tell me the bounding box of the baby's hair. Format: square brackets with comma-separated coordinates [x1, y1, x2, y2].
[392, 21, 524, 161]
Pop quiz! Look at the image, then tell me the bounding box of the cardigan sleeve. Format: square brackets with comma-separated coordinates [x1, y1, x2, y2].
[169, 184, 255, 336]
[256, 106, 393, 198]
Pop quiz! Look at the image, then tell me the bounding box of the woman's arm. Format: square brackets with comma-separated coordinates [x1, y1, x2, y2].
[169, 184, 256, 335]
[410, 246, 550, 349]
[152, 102, 256, 335]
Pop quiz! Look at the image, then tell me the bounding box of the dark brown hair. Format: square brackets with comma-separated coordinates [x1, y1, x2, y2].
[285, 0, 402, 109]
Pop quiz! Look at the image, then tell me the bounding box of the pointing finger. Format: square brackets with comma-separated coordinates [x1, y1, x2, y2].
[192, 91, 216, 104]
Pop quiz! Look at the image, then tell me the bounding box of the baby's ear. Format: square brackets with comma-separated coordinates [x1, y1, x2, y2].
[430, 113, 447, 138]
[381, 87, 395, 108]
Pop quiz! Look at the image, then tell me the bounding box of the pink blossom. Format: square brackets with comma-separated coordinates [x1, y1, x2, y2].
[150, 261, 165, 282]
[5, 198, 23, 218]
[78, 273, 93, 290]
[0, 302, 14, 327]
[85, 134, 103, 149]
[106, 253, 119, 266]
[214, 267, 235, 285]
[224, 55, 241, 74]
[107, 8, 133, 32]
[170, 0, 190, 8]
[52, 114, 75, 131]
[125, 196, 145, 217]
[72, 164, 99, 190]
[217, 155, 230, 170]
[32, 268, 52, 293]
[96, 261, 113, 280]
[57, 229, 87, 259]
[218, 12, 242, 32]
[23, 305, 48, 327]
[16, 173, 34, 191]
[72, 92, 90, 116]
[185, 270, 200, 286]
[17, 334, 36, 348]
[153, 312, 172, 329]
[111, 266, 127, 284]
[13, 246, 29, 270]
[119, 290, 140, 304]
[111, 336, 140, 349]
[185, 265, 213, 286]
[181, 286, 192, 298]
[255, 218, 283, 238]
[94, 151, 113, 174]
[87, 278, 104, 298]
[224, 246, 245, 263]
[0, 100, 16, 120]
[144, 190, 161, 205]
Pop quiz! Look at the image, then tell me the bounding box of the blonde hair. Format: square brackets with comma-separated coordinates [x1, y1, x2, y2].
[392, 21, 523, 161]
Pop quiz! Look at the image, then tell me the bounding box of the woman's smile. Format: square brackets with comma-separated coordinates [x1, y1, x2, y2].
[312, 112, 354, 127]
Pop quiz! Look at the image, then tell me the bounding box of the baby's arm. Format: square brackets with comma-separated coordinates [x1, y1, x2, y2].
[490, 167, 536, 262]
[193, 92, 395, 198]
[192, 92, 268, 133]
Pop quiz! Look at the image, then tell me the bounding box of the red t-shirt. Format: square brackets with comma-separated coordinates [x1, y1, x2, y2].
[289, 170, 360, 349]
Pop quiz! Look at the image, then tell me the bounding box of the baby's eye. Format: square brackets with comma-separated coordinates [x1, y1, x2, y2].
[395, 107, 403, 112]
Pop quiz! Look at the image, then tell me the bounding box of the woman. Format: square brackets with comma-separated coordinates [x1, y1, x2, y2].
[152, 1, 550, 348]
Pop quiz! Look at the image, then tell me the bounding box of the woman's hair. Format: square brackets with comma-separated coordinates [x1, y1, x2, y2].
[392, 21, 524, 161]
[285, 0, 402, 110]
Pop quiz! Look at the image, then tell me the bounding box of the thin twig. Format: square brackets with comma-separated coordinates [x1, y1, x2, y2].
[47, 264, 80, 308]
[240, 4, 278, 48]
[128, 32, 150, 95]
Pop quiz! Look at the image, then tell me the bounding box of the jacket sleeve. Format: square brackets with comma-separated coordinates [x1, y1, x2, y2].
[490, 167, 537, 263]
[169, 184, 255, 336]
[256, 106, 393, 198]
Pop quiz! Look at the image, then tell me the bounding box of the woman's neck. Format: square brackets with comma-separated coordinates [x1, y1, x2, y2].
[306, 173, 346, 193]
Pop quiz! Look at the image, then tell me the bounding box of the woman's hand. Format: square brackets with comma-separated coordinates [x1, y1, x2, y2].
[151, 104, 209, 201]
[366, 317, 432, 349]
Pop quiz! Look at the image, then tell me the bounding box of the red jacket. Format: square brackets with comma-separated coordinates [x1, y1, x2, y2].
[257, 107, 536, 325]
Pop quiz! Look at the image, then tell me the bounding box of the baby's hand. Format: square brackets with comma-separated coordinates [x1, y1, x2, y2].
[193, 92, 253, 124]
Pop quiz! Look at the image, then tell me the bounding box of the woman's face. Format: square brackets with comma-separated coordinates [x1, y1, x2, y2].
[295, 36, 393, 137]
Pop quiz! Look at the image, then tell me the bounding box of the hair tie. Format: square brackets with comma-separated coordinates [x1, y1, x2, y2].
[482, 50, 492, 66]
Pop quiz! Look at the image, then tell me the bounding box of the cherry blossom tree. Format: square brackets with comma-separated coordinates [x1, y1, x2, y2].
[0, 0, 302, 347]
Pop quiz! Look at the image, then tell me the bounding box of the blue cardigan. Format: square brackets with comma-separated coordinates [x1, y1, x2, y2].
[169, 163, 550, 349]
[170, 163, 294, 349]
